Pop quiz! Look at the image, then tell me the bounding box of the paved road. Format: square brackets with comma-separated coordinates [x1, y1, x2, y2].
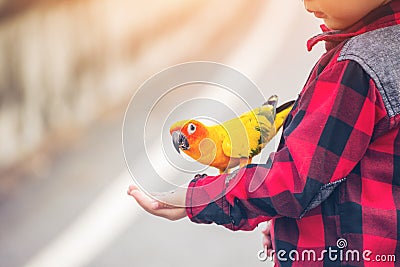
[0, 1, 324, 267]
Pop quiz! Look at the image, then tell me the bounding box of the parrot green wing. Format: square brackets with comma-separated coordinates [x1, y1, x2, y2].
[221, 99, 277, 158]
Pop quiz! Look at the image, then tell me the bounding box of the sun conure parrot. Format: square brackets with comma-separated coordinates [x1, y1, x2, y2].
[170, 95, 295, 174]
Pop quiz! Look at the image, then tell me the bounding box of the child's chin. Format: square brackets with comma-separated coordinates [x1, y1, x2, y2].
[324, 20, 353, 31]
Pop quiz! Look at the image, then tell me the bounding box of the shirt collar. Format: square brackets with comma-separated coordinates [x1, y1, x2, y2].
[307, 0, 400, 51]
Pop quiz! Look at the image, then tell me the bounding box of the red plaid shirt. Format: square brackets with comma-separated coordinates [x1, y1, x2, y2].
[185, 1, 400, 266]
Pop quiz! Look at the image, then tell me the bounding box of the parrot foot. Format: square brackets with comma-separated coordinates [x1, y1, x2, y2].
[193, 173, 208, 180]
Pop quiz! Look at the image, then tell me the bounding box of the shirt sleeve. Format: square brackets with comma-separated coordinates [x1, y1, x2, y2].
[185, 60, 381, 231]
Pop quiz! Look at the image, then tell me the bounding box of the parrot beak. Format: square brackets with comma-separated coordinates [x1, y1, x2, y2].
[171, 131, 189, 153]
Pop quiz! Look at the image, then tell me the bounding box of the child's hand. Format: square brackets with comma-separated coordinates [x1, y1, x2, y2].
[127, 185, 187, 221]
[262, 221, 274, 257]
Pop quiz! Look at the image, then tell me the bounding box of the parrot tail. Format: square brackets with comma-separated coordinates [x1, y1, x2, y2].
[276, 100, 295, 114]
[263, 95, 278, 108]
[274, 99, 296, 132]
[263, 95, 278, 117]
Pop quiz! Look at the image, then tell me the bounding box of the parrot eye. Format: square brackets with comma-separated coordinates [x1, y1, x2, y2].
[187, 123, 196, 135]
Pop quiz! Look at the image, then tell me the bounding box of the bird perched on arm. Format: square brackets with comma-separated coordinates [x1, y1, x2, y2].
[170, 95, 295, 174]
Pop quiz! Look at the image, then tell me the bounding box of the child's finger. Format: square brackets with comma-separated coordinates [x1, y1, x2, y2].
[145, 191, 180, 209]
[128, 187, 159, 213]
[261, 220, 272, 235]
[127, 184, 139, 195]
[127, 185, 162, 208]
[262, 221, 273, 255]
[263, 237, 272, 250]
[266, 248, 274, 257]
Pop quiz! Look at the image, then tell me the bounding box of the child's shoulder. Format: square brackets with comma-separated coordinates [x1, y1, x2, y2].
[339, 24, 400, 60]
[338, 25, 400, 118]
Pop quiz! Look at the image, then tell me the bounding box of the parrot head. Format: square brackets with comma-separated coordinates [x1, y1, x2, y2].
[170, 119, 210, 157]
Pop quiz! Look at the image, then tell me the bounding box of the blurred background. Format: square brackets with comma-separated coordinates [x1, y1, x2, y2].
[0, 0, 324, 266]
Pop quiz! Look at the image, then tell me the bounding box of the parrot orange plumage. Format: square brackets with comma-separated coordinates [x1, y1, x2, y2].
[170, 95, 294, 174]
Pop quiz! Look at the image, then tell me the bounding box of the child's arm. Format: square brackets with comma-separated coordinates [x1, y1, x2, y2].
[128, 60, 384, 230]
[185, 60, 384, 231]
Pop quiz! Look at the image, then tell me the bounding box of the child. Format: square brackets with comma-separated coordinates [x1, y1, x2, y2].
[128, 0, 400, 265]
